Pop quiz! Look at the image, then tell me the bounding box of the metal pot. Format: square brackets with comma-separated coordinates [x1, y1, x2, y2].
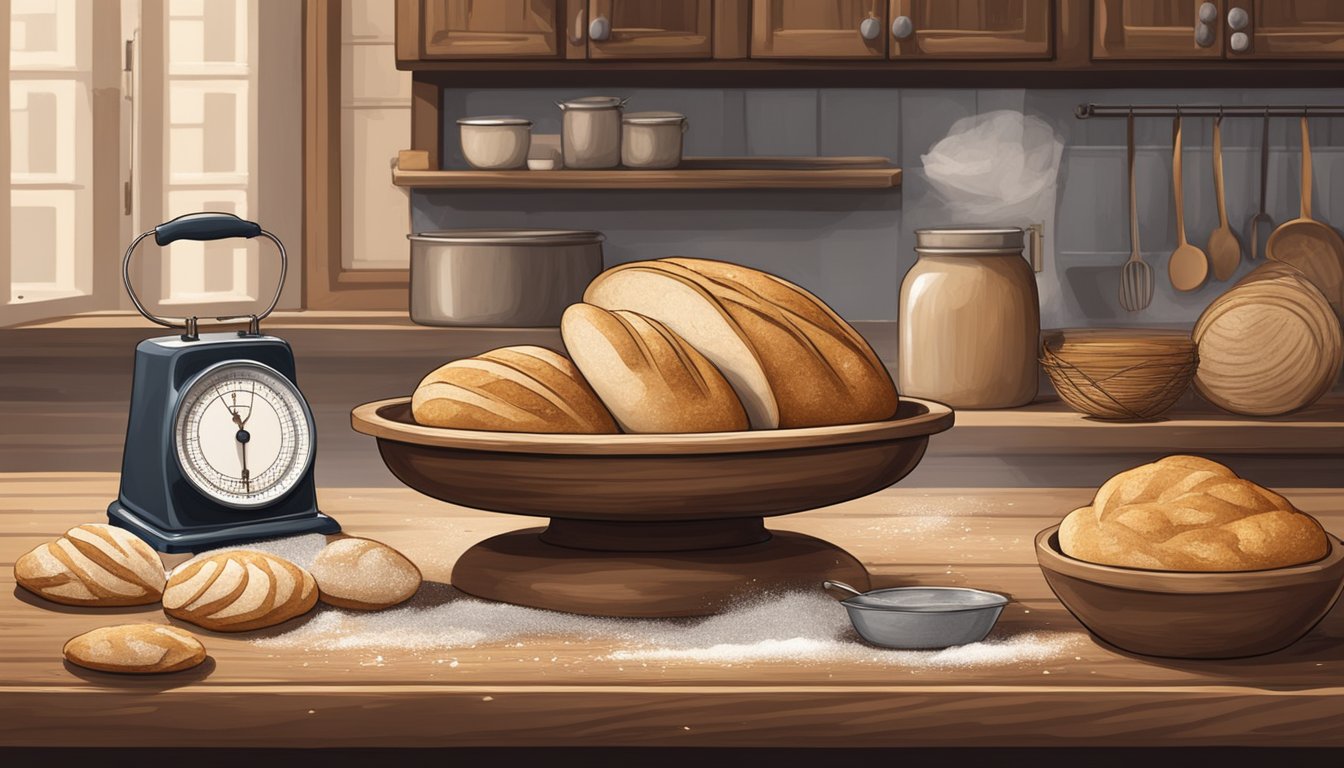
[557, 96, 627, 169]
[457, 116, 532, 170]
[408, 229, 604, 327]
[622, 111, 688, 169]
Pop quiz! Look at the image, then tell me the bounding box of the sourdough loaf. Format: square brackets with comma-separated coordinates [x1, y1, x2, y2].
[63, 624, 206, 674]
[15, 524, 165, 607]
[163, 550, 317, 632]
[561, 304, 749, 433]
[583, 258, 898, 429]
[412, 345, 617, 433]
[1060, 455, 1329, 571]
[311, 537, 422, 611]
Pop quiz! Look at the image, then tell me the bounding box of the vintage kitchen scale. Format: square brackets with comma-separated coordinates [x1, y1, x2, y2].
[352, 396, 953, 617]
[107, 212, 340, 552]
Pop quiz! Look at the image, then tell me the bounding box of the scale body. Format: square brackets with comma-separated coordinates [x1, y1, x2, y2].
[107, 212, 339, 553]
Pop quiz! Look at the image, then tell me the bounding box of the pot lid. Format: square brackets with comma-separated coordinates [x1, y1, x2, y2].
[915, 227, 1025, 252]
[408, 229, 604, 246]
[560, 96, 626, 110]
[456, 116, 533, 126]
[623, 111, 686, 125]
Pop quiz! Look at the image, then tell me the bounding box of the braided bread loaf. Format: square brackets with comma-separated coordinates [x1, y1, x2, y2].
[1060, 456, 1329, 571]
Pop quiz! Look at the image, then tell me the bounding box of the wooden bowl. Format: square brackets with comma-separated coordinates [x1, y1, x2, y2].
[1040, 328, 1198, 421]
[1036, 525, 1344, 659]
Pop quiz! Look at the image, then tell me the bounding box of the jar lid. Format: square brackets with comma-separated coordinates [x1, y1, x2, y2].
[409, 229, 604, 246]
[623, 111, 686, 125]
[456, 116, 533, 126]
[560, 96, 626, 110]
[915, 227, 1025, 253]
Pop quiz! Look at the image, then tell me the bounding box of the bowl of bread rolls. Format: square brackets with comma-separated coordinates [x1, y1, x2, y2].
[1036, 456, 1344, 659]
[351, 258, 954, 617]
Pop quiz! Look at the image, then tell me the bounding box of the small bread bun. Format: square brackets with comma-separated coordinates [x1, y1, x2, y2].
[412, 345, 617, 433]
[15, 524, 165, 607]
[562, 304, 749, 433]
[311, 537, 422, 611]
[163, 550, 318, 632]
[63, 624, 206, 674]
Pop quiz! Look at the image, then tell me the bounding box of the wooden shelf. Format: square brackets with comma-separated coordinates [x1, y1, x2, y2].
[392, 157, 901, 191]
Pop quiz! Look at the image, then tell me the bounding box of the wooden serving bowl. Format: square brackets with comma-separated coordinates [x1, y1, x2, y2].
[1036, 525, 1344, 659]
[351, 396, 953, 617]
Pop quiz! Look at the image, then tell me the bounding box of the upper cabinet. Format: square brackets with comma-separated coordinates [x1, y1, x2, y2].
[586, 1, 713, 59]
[419, 0, 563, 58]
[1232, 1, 1344, 58]
[888, 0, 1052, 59]
[751, 0, 886, 59]
[1094, 0, 1224, 59]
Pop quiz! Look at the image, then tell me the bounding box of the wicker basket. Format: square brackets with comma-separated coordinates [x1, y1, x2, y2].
[1040, 329, 1198, 421]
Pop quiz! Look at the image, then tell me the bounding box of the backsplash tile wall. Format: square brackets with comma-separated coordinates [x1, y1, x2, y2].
[411, 87, 1344, 327]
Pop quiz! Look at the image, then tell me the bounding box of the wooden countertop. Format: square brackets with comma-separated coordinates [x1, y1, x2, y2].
[3, 473, 1343, 749]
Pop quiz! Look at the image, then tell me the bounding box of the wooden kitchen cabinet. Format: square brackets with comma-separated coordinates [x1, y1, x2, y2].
[1094, 0, 1226, 59]
[1233, 0, 1344, 59]
[751, 0, 886, 59]
[419, 0, 563, 58]
[889, 0, 1052, 59]
[586, 0, 713, 59]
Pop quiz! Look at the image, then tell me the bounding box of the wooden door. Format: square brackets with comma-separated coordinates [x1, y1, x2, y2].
[421, 0, 562, 58]
[1228, 0, 1344, 59]
[1094, 0, 1225, 59]
[889, 0, 1051, 59]
[587, 1, 712, 58]
[751, 0, 886, 59]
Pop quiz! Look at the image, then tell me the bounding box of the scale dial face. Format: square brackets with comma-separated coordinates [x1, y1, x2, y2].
[173, 361, 314, 509]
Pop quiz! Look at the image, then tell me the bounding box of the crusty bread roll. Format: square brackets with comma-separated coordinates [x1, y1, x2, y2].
[1060, 455, 1329, 571]
[584, 258, 898, 429]
[311, 537, 422, 611]
[163, 550, 317, 632]
[561, 304, 749, 433]
[15, 524, 165, 607]
[63, 624, 206, 675]
[412, 345, 617, 433]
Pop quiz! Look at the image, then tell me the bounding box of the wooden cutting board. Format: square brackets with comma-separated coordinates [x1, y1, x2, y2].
[1193, 262, 1343, 416]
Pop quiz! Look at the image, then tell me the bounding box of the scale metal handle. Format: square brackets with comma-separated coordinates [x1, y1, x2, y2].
[123, 212, 286, 339]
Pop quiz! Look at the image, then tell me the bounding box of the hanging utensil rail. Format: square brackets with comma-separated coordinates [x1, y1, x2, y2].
[1075, 104, 1344, 119]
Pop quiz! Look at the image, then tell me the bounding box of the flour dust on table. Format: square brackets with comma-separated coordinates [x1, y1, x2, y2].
[255, 587, 1083, 669]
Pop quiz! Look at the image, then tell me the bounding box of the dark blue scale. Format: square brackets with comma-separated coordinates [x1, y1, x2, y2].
[106, 212, 340, 553]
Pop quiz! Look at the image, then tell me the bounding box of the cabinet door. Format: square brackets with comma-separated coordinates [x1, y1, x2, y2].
[1228, 0, 1344, 59]
[586, 1, 712, 58]
[421, 0, 562, 58]
[889, 0, 1051, 59]
[752, 0, 886, 59]
[1094, 0, 1225, 59]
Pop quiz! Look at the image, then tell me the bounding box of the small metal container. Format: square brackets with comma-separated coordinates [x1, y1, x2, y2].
[826, 582, 1008, 650]
[408, 229, 604, 327]
[458, 116, 532, 170]
[557, 96, 627, 169]
[621, 112, 687, 169]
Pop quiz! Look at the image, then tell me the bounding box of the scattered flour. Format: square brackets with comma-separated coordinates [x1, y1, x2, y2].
[254, 585, 1082, 669]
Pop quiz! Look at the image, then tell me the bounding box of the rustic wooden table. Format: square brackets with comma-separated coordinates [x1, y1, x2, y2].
[2, 473, 1342, 749]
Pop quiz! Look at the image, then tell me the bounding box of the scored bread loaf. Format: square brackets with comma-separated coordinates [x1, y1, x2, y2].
[561, 304, 749, 433]
[163, 550, 317, 632]
[311, 537, 422, 611]
[1060, 455, 1329, 571]
[412, 345, 618, 433]
[584, 258, 898, 429]
[63, 624, 206, 675]
[15, 523, 165, 607]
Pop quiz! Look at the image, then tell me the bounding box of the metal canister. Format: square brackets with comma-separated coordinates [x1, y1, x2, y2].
[899, 228, 1040, 409]
[557, 96, 626, 169]
[621, 111, 687, 169]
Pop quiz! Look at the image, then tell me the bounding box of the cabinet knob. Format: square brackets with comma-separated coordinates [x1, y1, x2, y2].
[589, 15, 611, 42]
[1230, 30, 1250, 51]
[1194, 21, 1215, 47]
[859, 16, 881, 41]
[891, 15, 914, 40]
[1227, 7, 1249, 31]
[1198, 2, 1218, 24]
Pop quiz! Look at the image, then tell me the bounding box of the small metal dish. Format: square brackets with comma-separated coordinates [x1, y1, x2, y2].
[824, 580, 1008, 650]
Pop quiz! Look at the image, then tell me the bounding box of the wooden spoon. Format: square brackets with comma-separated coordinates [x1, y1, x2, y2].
[1267, 116, 1344, 322]
[1169, 116, 1209, 292]
[1206, 116, 1242, 281]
